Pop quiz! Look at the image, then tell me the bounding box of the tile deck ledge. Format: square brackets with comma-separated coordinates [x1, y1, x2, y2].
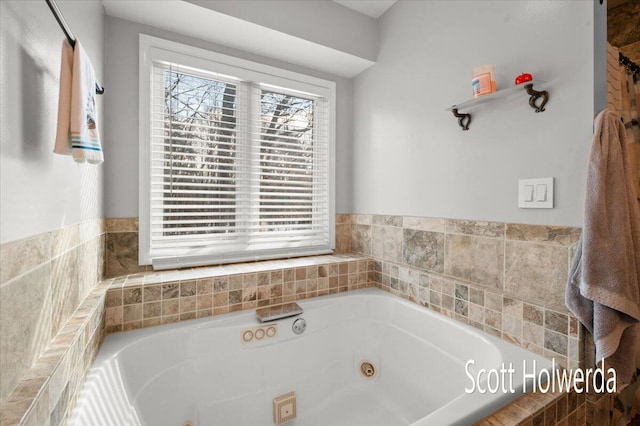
[104, 253, 371, 289]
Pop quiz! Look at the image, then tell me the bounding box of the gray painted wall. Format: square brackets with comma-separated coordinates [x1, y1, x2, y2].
[352, 0, 594, 227]
[0, 0, 105, 243]
[103, 16, 353, 218]
[594, 0, 608, 115]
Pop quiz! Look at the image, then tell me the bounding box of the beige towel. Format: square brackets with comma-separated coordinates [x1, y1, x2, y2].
[54, 39, 103, 164]
[566, 109, 640, 386]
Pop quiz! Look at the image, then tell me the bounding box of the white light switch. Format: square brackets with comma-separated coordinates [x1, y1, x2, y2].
[535, 184, 547, 202]
[524, 185, 534, 202]
[518, 178, 553, 208]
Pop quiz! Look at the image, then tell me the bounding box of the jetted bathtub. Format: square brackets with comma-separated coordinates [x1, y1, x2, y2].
[70, 288, 552, 426]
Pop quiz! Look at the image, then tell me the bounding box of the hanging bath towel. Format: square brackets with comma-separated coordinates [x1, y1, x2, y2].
[566, 109, 640, 387]
[54, 38, 103, 164]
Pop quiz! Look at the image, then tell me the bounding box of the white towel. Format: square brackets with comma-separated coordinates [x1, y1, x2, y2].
[54, 39, 103, 164]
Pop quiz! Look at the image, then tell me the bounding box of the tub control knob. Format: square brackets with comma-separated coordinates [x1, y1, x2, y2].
[255, 328, 265, 340]
[292, 318, 306, 335]
[242, 330, 254, 342]
[266, 326, 277, 337]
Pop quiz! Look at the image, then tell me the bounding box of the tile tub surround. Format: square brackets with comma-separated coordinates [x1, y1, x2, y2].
[0, 219, 105, 404]
[0, 283, 107, 426]
[0, 219, 106, 426]
[1, 214, 603, 425]
[351, 215, 584, 368]
[103, 254, 375, 332]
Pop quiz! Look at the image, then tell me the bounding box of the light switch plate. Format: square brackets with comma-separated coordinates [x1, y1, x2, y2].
[518, 178, 553, 208]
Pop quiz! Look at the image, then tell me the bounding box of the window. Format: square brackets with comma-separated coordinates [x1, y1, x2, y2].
[139, 36, 335, 269]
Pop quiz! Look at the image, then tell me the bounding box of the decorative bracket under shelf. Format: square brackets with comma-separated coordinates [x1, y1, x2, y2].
[451, 108, 471, 131]
[447, 81, 550, 131]
[524, 83, 549, 113]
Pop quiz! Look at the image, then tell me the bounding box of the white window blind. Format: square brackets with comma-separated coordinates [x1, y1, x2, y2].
[143, 48, 332, 269]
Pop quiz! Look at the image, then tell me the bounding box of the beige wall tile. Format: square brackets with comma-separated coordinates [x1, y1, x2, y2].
[105, 217, 138, 233]
[105, 307, 123, 327]
[180, 296, 197, 313]
[402, 216, 445, 233]
[506, 224, 581, 246]
[105, 289, 122, 307]
[51, 249, 79, 337]
[335, 223, 352, 253]
[97, 234, 106, 282]
[105, 232, 146, 277]
[162, 299, 179, 316]
[504, 241, 569, 308]
[196, 294, 212, 311]
[523, 322, 544, 347]
[77, 238, 101, 302]
[352, 214, 372, 225]
[0, 264, 52, 402]
[51, 225, 79, 258]
[506, 223, 582, 246]
[523, 303, 543, 326]
[544, 310, 569, 335]
[544, 329, 568, 355]
[143, 302, 161, 319]
[445, 219, 505, 238]
[502, 297, 523, 319]
[485, 309, 502, 330]
[372, 226, 403, 262]
[402, 229, 444, 273]
[351, 224, 371, 255]
[123, 305, 142, 323]
[0, 399, 31, 425]
[335, 214, 351, 225]
[143, 285, 161, 302]
[444, 234, 504, 289]
[0, 233, 51, 284]
[372, 215, 402, 227]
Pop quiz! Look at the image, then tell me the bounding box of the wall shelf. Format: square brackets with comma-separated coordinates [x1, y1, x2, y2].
[446, 81, 549, 130]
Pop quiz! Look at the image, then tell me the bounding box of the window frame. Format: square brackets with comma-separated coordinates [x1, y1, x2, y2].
[138, 34, 336, 267]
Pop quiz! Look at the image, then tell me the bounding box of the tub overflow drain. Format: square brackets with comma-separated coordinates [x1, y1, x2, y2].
[359, 361, 376, 379]
[292, 318, 306, 335]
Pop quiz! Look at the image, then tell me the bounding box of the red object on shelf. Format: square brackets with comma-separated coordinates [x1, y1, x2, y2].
[515, 73, 533, 85]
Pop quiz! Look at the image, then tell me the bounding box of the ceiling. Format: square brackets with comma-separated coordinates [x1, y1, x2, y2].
[101, 0, 376, 78]
[607, 0, 640, 64]
[333, 0, 396, 18]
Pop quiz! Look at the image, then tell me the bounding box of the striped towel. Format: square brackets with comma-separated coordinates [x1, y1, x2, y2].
[54, 39, 103, 164]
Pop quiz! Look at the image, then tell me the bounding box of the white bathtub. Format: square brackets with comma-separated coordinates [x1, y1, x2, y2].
[70, 288, 552, 426]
